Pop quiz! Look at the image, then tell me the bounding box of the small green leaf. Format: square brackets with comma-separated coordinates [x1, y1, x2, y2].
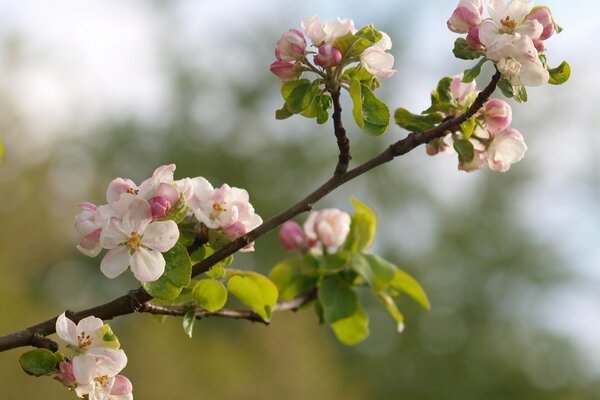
[390, 269, 431, 310]
[334, 25, 382, 58]
[269, 258, 318, 301]
[460, 116, 476, 139]
[453, 138, 474, 163]
[375, 292, 405, 333]
[331, 303, 369, 345]
[275, 103, 294, 120]
[350, 254, 397, 292]
[19, 349, 58, 376]
[177, 221, 197, 247]
[143, 278, 183, 300]
[101, 324, 120, 349]
[162, 193, 189, 224]
[513, 85, 528, 103]
[316, 95, 331, 124]
[193, 279, 228, 312]
[343, 66, 376, 88]
[462, 58, 487, 83]
[318, 276, 358, 323]
[548, 61, 570, 85]
[208, 229, 232, 249]
[182, 310, 196, 338]
[349, 80, 390, 136]
[162, 243, 192, 287]
[498, 79, 514, 98]
[395, 108, 443, 132]
[434, 76, 453, 104]
[205, 263, 226, 279]
[281, 79, 320, 113]
[452, 38, 485, 60]
[343, 197, 378, 253]
[227, 272, 278, 322]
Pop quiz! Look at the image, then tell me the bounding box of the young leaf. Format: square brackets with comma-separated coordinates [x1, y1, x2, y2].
[182, 310, 196, 338]
[269, 258, 318, 301]
[390, 269, 431, 310]
[453, 138, 475, 163]
[460, 116, 476, 139]
[19, 349, 58, 376]
[330, 303, 369, 345]
[395, 108, 443, 132]
[497, 79, 514, 98]
[227, 272, 278, 322]
[350, 254, 396, 292]
[275, 103, 294, 120]
[318, 276, 358, 323]
[281, 79, 319, 113]
[316, 95, 331, 125]
[349, 80, 390, 136]
[162, 193, 189, 224]
[375, 292, 405, 332]
[143, 278, 183, 300]
[343, 66, 376, 88]
[162, 243, 192, 287]
[513, 85, 528, 103]
[462, 58, 487, 83]
[343, 197, 378, 253]
[453, 38, 485, 60]
[193, 279, 228, 312]
[177, 221, 198, 247]
[548, 61, 570, 85]
[102, 324, 120, 349]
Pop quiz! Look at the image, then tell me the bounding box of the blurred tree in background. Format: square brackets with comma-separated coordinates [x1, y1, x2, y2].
[0, 1, 599, 399]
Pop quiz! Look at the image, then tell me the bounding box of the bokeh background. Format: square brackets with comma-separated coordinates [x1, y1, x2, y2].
[1, 0, 599, 398]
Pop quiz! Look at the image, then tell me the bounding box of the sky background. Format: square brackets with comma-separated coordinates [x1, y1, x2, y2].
[0, 0, 599, 396]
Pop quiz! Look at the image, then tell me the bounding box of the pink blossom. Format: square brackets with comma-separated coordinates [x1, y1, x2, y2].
[55, 361, 77, 388]
[450, 75, 477, 105]
[276, 29, 306, 61]
[301, 16, 356, 46]
[304, 209, 351, 248]
[270, 60, 300, 82]
[279, 221, 306, 251]
[314, 45, 342, 68]
[447, 0, 484, 33]
[75, 202, 104, 257]
[487, 128, 527, 172]
[149, 196, 171, 219]
[527, 7, 554, 41]
[466, 27, 483, 50]
[483, 99, 512, 133]
[360, 32, 396, 79]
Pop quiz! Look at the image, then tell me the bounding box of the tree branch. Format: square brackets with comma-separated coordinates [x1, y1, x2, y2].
[0, 69, 501, 353]
[331, 89, 351, 176]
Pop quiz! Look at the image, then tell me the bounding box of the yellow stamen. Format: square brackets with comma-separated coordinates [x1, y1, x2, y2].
[127, 231, 143, 249]
[500, 16, 516, 32]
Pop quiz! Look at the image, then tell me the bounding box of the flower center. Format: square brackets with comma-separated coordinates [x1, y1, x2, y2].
[77, 332, 94, 351]
[497, 57, 521, 77]
[95, 375, 110, 388]
[500, 16, 516, 33]
[127, 231, 143, 250]
[210, 202, 227, 220]
[127, 188, 139, 195]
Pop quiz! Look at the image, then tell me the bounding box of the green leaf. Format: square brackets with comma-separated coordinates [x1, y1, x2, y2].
[390, 269, 431, 310]
[162, 193, 189, 224]
[143, 278, 183, 300]
[513, 85, 528, 103]
[193, 279, 228, 312]
[182, 310, 196, 338]
[205, 263, 226, 279]
[453, 138, 474, 163]
[281, 79, 320, 113]
[227, 272, 278, 322]
[177, 221, 197, 247]
[208, 229, 232, 249]
[19, 349, 58, 376]
[460, 116, 476, 139]
[462, 58, 487, 83]
[343, 66, 376, 88]
[269, 258, 318, 301]
[350, 254, 397, 292]
[333, 25, 382, 58]
[395, 108, 443, 132]
[162, 243, 192, 287]
[316, 95, 331, 124]
[102, 324, 120, 349]
[452, 38, 485, 60]
[497, 79, 514, 98]
[331, 303, 369, 345]
[275, 103, 294, 120]
[434, 76, 453, 104]
[318, 276, 358, 323]
[349, 81, 390, 136]
[548, 61, 570, 85]
[343, 197, 378, 253]
[375, 292, 405, 333]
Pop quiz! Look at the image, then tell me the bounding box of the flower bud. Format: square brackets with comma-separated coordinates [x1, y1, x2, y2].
[451, 75, 476, 105]
[54, 361, 76, 388]
[304, 209, 351, 248]
[112, 375, 133, 396]
[527, 8, 554, 41]
[150, 196, 171, 219]
[279, 221, 305, 251]
[270, 60, 301, 82]
[447, 1, 483, 34]
[487, 128, 527, 172]
[314, 45, 342, 68]
[483, 99, 512, 133]
[466, 27, 483, 50]
[276, 29, 307, 61]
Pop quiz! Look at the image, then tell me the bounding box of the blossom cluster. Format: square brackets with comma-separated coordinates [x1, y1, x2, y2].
[53, 313, 132, 400]
[279, 208, 351, 252]
[448, 0, 559, 86]
[75, 164, 262, 283]
[427, 75, 525, 172]
[270, 16, 396, 82]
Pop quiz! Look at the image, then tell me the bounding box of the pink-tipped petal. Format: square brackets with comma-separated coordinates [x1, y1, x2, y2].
[100, 246, 131, 279]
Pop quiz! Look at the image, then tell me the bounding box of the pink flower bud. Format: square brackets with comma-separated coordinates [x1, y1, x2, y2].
[276, 29, 306, 61]
[466, 27, 483, 50]
[112, 375, 133, 395]
[270, 60, 301, 82]
[451, 75, 476, 105]
[532, 39, 545, 53]
[527, 8, 554, 41]
[150, 196, 171, 219]
[54, 361, 76, 388]
[484, 99, 512, 134]
[314, 45, 342, 68]
[447, 2, 483, 34]
[304, 209, 351, 248]
[279, 221, 305, 251]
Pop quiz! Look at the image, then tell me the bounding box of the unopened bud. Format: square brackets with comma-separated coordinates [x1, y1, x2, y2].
[314, 45, 342, 68]
[270, 60, 301, 82]
[527, 8, 554, 41]
[276, 29, 307, 61]
[150, 196, 171, 219]
[279, 221, 305, 251]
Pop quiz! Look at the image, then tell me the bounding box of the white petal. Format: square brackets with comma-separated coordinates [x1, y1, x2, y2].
[122, 198, 152, 233]
[303, 212, 318, 240]
[142, 221, 179, 252]
[155, 182, 180, 204]
[100, 219, 128, 250]
[188, 176, 214, 211]
[73, 354, 97, 384]
[516, 19, 543, 40]
[76, 316, 104, 344]
[56, 312, 78, 346]
[301, 15, 326, 45]
[487, 0, 506, 23]
[506, 0, 534, 22]
[100, 246, 131, 279]
[130, 248, 165, 282]
[479, 20, 500, 47]
[106, 178, 136, 203]
[92, 348, 128, 376]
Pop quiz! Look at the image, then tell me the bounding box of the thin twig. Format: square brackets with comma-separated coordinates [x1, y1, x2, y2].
[0, 70, 501, 353]
[331, 89, 351, 175]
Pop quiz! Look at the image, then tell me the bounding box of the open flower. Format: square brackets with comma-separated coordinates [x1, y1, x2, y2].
[487, 128, 527, 172]
[301, 16, 355, 46]
[75, 202, 104, 257]
[99, 198, 179, 282]
[304, 209, 351, 248]
[360, 32, 396, 79]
